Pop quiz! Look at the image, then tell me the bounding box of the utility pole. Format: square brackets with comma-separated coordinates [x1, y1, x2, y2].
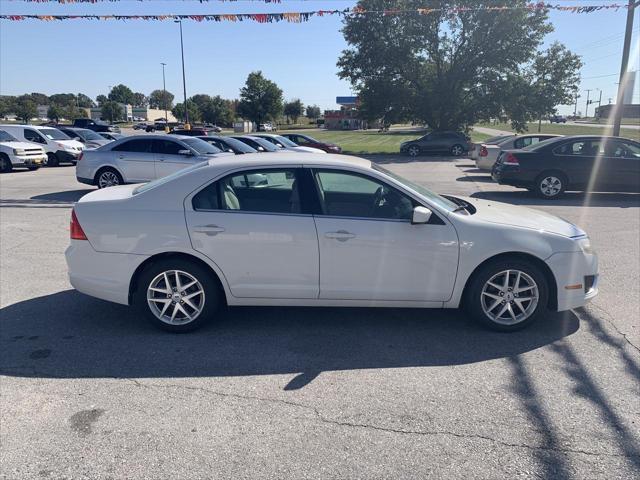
[596, 89, 603, 119]
[573, 93, 579, 117]
[161, 62, 169, 132]
[175, 19, 189, 129]
[584, 89, 592, 118]
[613, 0, 636, 136]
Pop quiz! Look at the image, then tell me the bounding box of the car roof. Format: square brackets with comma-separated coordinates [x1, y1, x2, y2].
[203, 152, 370, 170]
[0, 124, 60, 130]
[116, 134, 193, 141]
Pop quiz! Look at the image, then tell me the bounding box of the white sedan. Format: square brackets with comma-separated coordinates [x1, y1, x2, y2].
[476, 134, 561, 170]
[66, 153, 598, 333]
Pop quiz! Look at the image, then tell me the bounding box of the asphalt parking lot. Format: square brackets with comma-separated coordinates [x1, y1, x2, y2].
[1, 156, 639, 479]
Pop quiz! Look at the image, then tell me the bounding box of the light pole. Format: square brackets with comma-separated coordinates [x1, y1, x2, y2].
[175, 19, 190, 129]
[161, 62, 169, 132]
[613, 0, 635, 136]
[573, 93, 579, 117]
[584, 89, 592, 118]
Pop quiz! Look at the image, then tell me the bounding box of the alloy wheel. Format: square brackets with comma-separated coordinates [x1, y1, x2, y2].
[539, 176, 562, 197]
[147, 270, 206, 325]
[451, 145, 464, 156]
[408, 146, 420, 157]
[98, 171, 121, 188]
[480, 269, 539, 325]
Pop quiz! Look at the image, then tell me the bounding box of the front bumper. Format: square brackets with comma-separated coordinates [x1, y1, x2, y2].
[55, 150, 81, 164]
[12, 155, 46, 167]
[546, 250, 599, 311]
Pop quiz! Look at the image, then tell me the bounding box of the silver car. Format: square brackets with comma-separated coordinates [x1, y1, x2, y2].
[57, 127, 113, 150]
[76, 135, 229, 188]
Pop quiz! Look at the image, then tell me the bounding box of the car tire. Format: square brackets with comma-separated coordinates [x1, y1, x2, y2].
[95, 168, 123, 189]
[27, 166, 40, 171]
[134, 258, 221, 333]
[464, 258, 549, 332]
[450, 144, 465, 156]
[535, 171, 567, 199]
[0, 154, 12, 173]
[46, 153, 60, 167]
[407, 145, 420, 157]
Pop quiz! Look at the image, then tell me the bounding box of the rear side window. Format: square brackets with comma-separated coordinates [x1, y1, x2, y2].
[112, 139, 152, 153]
[152, 139, 184, 155]
[554, 140, 603, 156]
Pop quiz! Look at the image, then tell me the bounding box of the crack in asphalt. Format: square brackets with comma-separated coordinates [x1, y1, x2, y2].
[584, 304, 640, 353]
[125, 379, 637, 461]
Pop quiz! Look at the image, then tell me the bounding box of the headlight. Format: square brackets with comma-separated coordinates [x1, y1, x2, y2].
[13, 148, 26, 155]
[577, 237, 595, 255]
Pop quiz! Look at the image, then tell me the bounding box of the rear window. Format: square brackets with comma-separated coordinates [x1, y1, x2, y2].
[133, 162, 209, 195]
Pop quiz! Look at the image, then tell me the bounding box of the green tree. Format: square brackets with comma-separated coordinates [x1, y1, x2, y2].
[149, 89, 174, 110]
[28, 92, 49, 105]
[101, 101, 124, 123]
[108, 84, 135, 105]
[237, 71, 283, 125]
[14, 95, 37, 123]
[47, 105, 63, 122]
[132, 92, 148, 108]
[338, 0, 555, 131]
[76, 93, 96, 108]
[96, 94, 108, 106]
[305, 105, 321, 120]
[172, 102, 201, 123]
[200, 96, 234, 126]
[0, 96, 16, 118]
[284, 99, 304, 124]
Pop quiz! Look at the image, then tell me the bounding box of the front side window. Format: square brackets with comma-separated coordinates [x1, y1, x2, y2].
[24, 129, 46, 143]
[193, 168, 301, 214]
[607, 140, 640, 158]
[314, 170, 414, 220]
[112, 139, 152, 153]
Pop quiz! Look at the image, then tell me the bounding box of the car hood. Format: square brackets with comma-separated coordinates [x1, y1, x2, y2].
[454, 196, 586, 238]
[292, 146, 326, 154]
[58, 139, 85, 149]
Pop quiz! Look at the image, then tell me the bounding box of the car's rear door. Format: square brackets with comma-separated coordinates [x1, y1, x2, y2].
[551, 139, 598, 189]
[110, 138, 156, 182]
[185, 167, 320, 299]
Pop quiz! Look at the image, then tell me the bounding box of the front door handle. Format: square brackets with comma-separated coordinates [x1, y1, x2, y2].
[193, 224, 226, 236]
[325, 230, 356, 241]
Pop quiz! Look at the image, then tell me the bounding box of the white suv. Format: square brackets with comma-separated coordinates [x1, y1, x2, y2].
[0, 129, 46, 172]
[0, 124, 84, 167]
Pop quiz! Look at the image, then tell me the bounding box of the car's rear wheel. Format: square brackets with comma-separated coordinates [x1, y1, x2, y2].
[46, 153, 59, 167]
[464, 259, 549, 331]
[535, 172, 566, 199]
[95, 168, 123, 188]
[134, 259, 221, 333]
[407, 145, 420, 157]
[0, 154, 13, 173]
[450, 144, 465, 156]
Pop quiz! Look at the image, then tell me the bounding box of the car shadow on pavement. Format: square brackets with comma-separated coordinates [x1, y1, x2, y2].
[31, 189, 94, 203]
[470, 190, 640, 208]
[456, 175, 496, 183]
[1, 290, 578, 390]
[368, 154, 461, 165]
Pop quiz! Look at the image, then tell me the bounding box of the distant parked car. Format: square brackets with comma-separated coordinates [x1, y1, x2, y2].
[257, 123, 275, 132]
[281, 133, 342, 153]
[203, 124, 223, 133]
[99, 132, 125, 142]
[469, 134, 515, 160]
[133, 123, 148, 131]
[253, 134, 326, 154]
[492, 135, 640, 199]
[76, 135, 228, 188]
[57, 127, 113, 150]
[170, 128, 220, 137]
[73, 118, 120, 133]
[0, 124, 84, 166]
[0, 129, 46, 172]
[549, 115, 567, 124]
[230, 136, 286, 153]
[476, 134, 561, 170]
[400, 131, 470, 157]
[196, 136, 258, 154]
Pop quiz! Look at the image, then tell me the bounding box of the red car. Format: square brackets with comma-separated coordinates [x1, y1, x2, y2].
[281, 133, 342, 153]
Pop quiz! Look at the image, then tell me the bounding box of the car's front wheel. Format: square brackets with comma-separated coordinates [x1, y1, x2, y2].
[135, 259, 221, 333]
[0, 154, 12, 173]
[407, 145, 420, 157]
[464, 259, 549, 331]
[46, 153, 59, 167]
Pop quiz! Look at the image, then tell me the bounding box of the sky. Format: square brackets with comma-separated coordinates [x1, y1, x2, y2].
[0, 0, 638, 116]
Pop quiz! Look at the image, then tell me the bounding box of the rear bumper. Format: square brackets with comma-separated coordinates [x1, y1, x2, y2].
[65, 240, 149, 305]
[76, 176, 94, 186]
[546, 251, 599, 311]
[492, 166, 534, 188]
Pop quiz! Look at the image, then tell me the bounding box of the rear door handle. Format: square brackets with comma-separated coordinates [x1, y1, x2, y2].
[325, 230, 356, 241]
[193, 224, 226, 236]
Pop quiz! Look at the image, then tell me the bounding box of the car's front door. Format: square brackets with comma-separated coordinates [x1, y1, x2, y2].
[152, 139, 199, 178]
[604, 139, 640, 191]
[111, 138, 156, 182]
[311, 169, 459, 302]
[185, 167, 320, 299]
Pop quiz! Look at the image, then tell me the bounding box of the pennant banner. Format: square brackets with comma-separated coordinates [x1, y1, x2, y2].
[0, 4, 630, 23]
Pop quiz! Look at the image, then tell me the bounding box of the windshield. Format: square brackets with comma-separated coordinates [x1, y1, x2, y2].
[273, 135, 298, 148]
[134, 162, 209, 195]
[0, 130, 18, 142]
[183, 138, 222, 154]
[250, 137, 279, 151]
[77, 129, 104, 141]
[221, 137, 257, 153]
[40, 128, 71, 140]
[373, 164, 458, 213]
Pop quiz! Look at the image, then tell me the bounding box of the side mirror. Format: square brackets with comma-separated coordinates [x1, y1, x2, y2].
[178, 149, 193, 156]
[412, 206, 432, 225]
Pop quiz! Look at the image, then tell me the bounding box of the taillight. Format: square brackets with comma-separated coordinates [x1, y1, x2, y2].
[480, 146, 488, 157]
[504, 153, 520, 165]
[70, 209, 88, 240]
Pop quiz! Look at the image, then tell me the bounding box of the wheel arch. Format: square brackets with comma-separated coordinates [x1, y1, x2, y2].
[128, 251, 228, 307]
[461, 251, 558, 310]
